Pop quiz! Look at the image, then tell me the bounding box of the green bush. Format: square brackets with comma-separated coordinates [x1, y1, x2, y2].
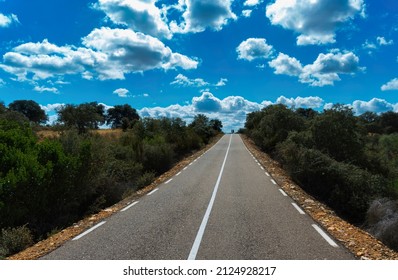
[0, 225, 33, 258]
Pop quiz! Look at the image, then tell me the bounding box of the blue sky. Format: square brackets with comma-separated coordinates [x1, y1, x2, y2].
[0, 0, 398, 131]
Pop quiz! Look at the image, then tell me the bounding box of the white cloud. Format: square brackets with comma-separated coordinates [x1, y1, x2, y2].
[266, 0, 365, 45]
[0, 39, 107, 81]
[171, 74, 209, 87]
[352, 98, 395, 115]
[113, 88, 130, 98]
[363, 36, 394, 50]
[215, 78, 228, 87]
[93, 0, 172, 39]
[33, 86, 59, 93]
[244, 0, 261, 6]
[242, 10, 252, 18]
[237, 38, 274, 61]
[0, 28, 198, 82]
[377, 36, 393, 46]
[40, 103, 65, 113]
[170, 0, 237, 34]
[0, 13, 19, 28]
[269, 51, 364, 86]
[276, 96, 324, 108]
[268, 52, 303, 76]
[381, 78, 398, 91]
[171, 74, 227, 88]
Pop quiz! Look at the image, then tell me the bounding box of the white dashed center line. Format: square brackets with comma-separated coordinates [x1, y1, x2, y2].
[312, 224, 339, 248]
[292, 203, 305, 215]
[73, 221, 106, 241]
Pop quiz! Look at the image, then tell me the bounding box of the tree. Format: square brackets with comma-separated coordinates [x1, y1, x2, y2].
[379, 111, 398, 134]
[311, 104, 364, 163]
[8, 100, 47, 124]
[210, 119, 223, 132]
[57, 102, 105, 134]
[106, 104, 140, 130]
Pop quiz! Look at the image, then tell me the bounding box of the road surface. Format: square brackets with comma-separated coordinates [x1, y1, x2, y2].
[42, 134, 354, 260]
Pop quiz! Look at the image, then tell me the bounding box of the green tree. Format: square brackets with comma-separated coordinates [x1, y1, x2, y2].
[210, 118, 223, 132]
[106, 104, 140, 130]
[311, 104, 364, 163]
[57, 102, 105, 134]
[379, 111, 398, 134]
[8, 100, 47, 124]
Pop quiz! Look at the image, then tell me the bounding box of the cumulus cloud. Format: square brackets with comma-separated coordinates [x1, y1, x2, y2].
[93, 0, 172, 39]
[0, 28, 198, 82]
[237, 38, 274, 61]
[171, 74, 227, 88]
[244, 0, 261, 6]
[170, 0, 237, 34]
[0, 13, 19, 28]
[352, 98, 395, 115]
[82, 27, 198, 79]
[276, 96, 324, 108]
[381, 78, 398, 91]
[266, 0, 365, 45]
[113, 88, 130, 97]
[269, 51, 364, 86]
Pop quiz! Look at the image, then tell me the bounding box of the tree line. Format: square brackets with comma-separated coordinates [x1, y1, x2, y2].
[0, 99, 222, 258]
[242, 104, 398, 251]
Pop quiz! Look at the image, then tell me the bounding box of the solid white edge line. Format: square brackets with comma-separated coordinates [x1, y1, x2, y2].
[279, 189, 288, 196]
[292, 203, 306, 215]
[188, 135, 232, 260]
[120, 201, 139, 212]
[147, 188, 159, 195]
[312, 224, 339, 248]
[72, 221, 106, 241]
[271, 179, 277, 185]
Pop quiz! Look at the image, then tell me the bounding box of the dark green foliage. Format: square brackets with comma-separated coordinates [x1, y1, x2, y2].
[245, 104, 398, 227]
[106, 104, 140, 130]
[8, 100, 47, 124]
[57, 102, 105, 134]
[311, 105, 364, 163]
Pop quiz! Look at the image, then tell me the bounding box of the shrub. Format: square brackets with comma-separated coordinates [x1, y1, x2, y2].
[0, 225, 33, 258]
[366, 198, 398, 250]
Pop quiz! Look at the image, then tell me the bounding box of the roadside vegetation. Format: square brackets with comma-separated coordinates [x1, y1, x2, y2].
[242, 104, 398, 251]
[0, 100, 222, 258]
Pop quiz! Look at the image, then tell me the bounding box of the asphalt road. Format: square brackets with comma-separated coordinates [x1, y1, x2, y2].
[42, 134, 354, 260]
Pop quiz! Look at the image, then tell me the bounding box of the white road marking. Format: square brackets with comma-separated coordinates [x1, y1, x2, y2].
[271, 179, 277, 185]
[265, 172, 270, 177]
[165, 179, 173, 184]
[188, 135, 232, 260]
[73, 221, 106, 241]
[189, 162, 193, 166]
[312, 224, 339, 248]
[183, 167, 188, 171]
[279, 189, 288, 196]
[260, 166, 264, 170]
[257, 163, 261, 166]
[292, 203, 305, 215]
[176, 171, 182, 176]
[121, 201, 139, 212]
[147, 188, 159, 196]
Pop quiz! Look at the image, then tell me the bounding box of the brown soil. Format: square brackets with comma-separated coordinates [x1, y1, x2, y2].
[241, 135, 398, 260]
